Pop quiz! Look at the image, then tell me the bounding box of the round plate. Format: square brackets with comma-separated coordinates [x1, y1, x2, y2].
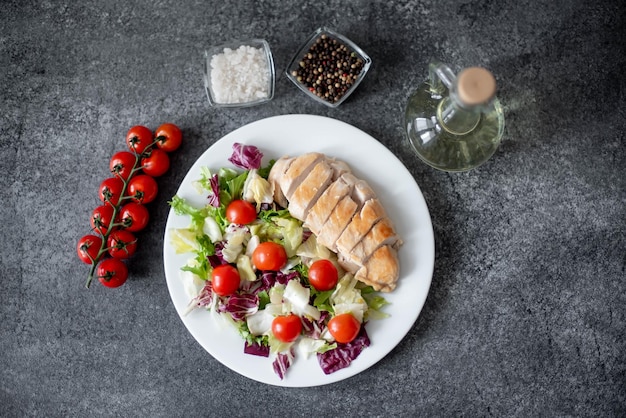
[163, 114, 434, 387]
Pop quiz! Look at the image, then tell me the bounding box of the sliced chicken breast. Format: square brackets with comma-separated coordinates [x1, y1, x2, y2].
[279, 153, 324, 201]
[316, 195, 358, 251]
[288, 160, 335, 220]
[336, 198, 387, 256]
[268, 156, 294, 208]
[354, 245, 399, 292]
[304, 175, 353, 236]
[268, 153, 403, 292]
[340, 218, 402, 268]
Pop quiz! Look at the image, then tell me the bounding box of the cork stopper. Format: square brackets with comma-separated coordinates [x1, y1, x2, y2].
[456, 67, 496, 106]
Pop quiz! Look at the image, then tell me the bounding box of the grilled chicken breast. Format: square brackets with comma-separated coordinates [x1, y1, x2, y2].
[269, 153, 403, 292]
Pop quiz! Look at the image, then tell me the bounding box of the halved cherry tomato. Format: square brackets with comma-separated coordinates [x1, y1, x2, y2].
[98, 177, 125, 206]
[308, 259, 339, 291]
[252, 242, 287, 271]
[107, 229, 137, 259]
[226, 199, 257, 225]
[118, 202, 149, 232]
[328, 313, 361, 344]
[211, 264, 240, 296]
[272, 314, 302, 343]
[155, 123, 182, 153]
[77, 235, 103, 264]
[125, 125, 153, 154]
[97, 258, 128, 288]
[141, 148, 170, 177]
[91, 204, 115, 235]
[109, 151, 139, 180]
[128, 174, 158, 204]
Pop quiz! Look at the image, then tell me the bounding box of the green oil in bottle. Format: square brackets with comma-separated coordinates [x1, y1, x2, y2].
[405, 63, 505, 172]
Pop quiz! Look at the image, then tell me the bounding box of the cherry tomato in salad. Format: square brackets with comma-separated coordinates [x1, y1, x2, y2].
[226, 199, 257, 225]
[125, 125, 153, 154]
[308, 259, 339, 291]
[155, 123, 182, 153]
[141, 148, 170, 177]
[77, 235, 103, 264]
[127, 174, 158, 204]
[118, 202, 149, 232]
[97, 258, 128, 288]
[252, 242, 287, 271]
[107, 229, 137, 259]
[272, 314, 302, 343]
[211, 264, 240, 296]
[109, 151, 138, 180]
[328, 313, 361, 344]
[90, 204, 115, 235]
[98, 177, 125, 206]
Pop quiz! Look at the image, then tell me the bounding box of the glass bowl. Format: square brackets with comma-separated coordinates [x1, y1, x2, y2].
[285, 27, 372, 108]
[203, 39, 275, 108]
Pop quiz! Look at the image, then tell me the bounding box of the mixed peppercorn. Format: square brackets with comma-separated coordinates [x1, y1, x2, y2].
[291, 34, 365, 104]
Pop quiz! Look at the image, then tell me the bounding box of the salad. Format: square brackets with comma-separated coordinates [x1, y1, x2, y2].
[168, 143, 389, 379]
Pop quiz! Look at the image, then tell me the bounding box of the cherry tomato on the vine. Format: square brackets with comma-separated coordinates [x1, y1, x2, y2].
[109, 151, 139, 180]
[272, 314, 302, 343]
[97, 258, 128, 288]
[107, 229, 137, 259]
[252, 242, 287, 271]
[308, 259, 339, 291]
[90, 204, 115, 235]
[98, 177, 125, 206]
[211, 264, 240, 296]
[127, 174, 158, 204]
[141, 148, 170, 177]
[118, 202, 149, 232]
[226, 199, 257, 225]
[125, 125, 154, 154]
[155, 123, 182, 153]
[328, 313, 361, 344]
[77, 235, 103, 264]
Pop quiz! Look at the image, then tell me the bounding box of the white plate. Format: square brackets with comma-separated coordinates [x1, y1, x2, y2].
[163, 114, 434, 387]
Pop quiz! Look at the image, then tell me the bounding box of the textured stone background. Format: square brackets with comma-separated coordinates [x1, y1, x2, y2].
[1, 0, 624, 416]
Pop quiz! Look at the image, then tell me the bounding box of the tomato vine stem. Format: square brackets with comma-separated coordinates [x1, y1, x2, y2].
[84, 146, 150, 288]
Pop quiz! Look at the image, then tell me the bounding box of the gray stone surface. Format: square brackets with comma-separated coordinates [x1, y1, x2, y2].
[1, 0, 624, 416]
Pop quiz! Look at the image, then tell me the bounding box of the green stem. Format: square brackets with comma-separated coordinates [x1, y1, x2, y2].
[85, 151, 143, 288]
[85, 137, 163, 288]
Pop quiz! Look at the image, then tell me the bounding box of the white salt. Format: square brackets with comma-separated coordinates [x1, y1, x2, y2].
[209, 45, 270, 104]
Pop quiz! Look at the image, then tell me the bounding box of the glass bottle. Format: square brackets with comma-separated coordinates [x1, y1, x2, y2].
[404, 62, 505, 172]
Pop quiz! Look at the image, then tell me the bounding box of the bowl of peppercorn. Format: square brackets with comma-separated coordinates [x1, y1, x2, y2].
[286, 27, 372, 108]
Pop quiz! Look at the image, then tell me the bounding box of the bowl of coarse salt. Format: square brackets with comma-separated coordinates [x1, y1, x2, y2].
[203, 39, 275, 107]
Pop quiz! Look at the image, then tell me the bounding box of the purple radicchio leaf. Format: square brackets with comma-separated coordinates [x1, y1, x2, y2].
[228, 142, 263, 170]
[192, 281, 214, 308]
[258, 270, 300, 293]
[301, 311, 330, 339]
[207, 242, 228, 268]
[317, 326, 371, 375]
[207, 173, 220, 207]
[272, 348, 295, 380]
[244, 341, 270, 357]
[222, 293, 259, 321]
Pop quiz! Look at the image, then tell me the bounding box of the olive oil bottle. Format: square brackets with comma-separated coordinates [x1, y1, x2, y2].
[405, 62, 505, 172]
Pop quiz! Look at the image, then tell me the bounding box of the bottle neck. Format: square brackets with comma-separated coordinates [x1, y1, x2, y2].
[437, 96, 480, 135]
